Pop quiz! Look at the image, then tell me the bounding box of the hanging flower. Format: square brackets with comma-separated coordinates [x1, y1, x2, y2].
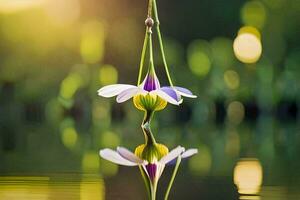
[98, 69, 196, 111]
[99, 145, 197, 184]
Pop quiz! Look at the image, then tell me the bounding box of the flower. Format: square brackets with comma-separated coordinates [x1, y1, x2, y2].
[97, 69, 196, 111]
[99, 145, 198, 184]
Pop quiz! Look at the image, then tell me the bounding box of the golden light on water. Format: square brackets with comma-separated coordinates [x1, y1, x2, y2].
[80, 178, 105, 200]
[233, 33, 262, 64]
[234, 159, 263, 195]
[0, 176, 105, 200]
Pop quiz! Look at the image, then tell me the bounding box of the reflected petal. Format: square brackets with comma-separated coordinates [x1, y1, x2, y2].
[99, 149, 138, 166]
[116, 88, 146, 103]
[181, 148, 198, 159]
[174, 86, 197, 98]
[98, 84, 137, 98]
[159, 146, 185, 164]
[117, 147, 145, 164]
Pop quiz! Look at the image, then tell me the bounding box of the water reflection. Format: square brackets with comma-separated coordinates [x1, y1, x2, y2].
[0, 175, 104, 200]
[234, 159, 263, 199]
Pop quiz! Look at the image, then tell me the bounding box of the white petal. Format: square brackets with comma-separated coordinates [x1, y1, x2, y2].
[98, 84, 137, 98]
[181, 148, 198, 159]
[159, 146, 185, 164]
[99, 148, 138, 166]
[117, 147, 145, 164]
[150, 90, 180, 105]
[116, 88, 146, 103]
[174, 86, 197, 98]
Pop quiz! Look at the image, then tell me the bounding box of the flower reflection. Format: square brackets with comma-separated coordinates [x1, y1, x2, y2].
[100, 146, 197, 183]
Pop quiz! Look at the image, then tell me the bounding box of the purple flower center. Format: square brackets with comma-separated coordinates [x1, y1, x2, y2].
[145, 163, 157, 182]
[143, 73, 160, 92]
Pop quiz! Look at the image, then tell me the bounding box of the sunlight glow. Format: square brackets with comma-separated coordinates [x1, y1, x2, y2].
[0, 0, 45, 13]
[44, 0, 80, 26]
[234, 159, 263, 195]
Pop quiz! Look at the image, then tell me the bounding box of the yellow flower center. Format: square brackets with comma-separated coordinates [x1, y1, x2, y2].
[135, 143, 169, 163]
[133, 93, 167, 111]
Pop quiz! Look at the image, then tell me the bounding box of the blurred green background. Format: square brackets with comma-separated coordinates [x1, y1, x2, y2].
[0, 0, 299, 199]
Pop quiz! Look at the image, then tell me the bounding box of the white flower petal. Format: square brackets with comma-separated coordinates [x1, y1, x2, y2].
[98, 84, 137, 98]
[181, 148, 198, 159]
[174, 86, 197, 98]
[116, 88, 146, 103]
[117, 147, 145, 165]
[159, 146, 185, 164]
[150, 90, 180, 105]
[99, 148, 138, 166]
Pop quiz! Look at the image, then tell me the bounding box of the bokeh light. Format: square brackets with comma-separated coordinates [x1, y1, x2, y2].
[211, 37, 234, 68]
[241, 0, 267, 29]
[233, 33, 262, 63]
[60, 73, 83, 99]
[80, 21, 106, 64]
[189, 145, 212, 175]
[224, 70, 240, 90]
[238, 26, 261, 40]
[82, 152, 100, 172]
[234, 159, 263, 195]
[227, 101, 245, 124]
[62, 127, 78, 150]
[100, 131, 120, 148]
[187, 40, 212, 78]
[99, 65, 118, 85]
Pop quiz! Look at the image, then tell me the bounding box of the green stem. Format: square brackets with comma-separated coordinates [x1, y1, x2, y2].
[137, 0, 153, 86]
[139, 166, 151, 199]
[137, 30, 149, 86]
[164, 156, 182, 200]
[152, 0, 174, 87]
[142, 110, 156, 145]
[151, 182, 157, 200]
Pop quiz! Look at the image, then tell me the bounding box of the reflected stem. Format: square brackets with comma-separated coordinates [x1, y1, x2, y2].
[164, 156, 182, 200]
